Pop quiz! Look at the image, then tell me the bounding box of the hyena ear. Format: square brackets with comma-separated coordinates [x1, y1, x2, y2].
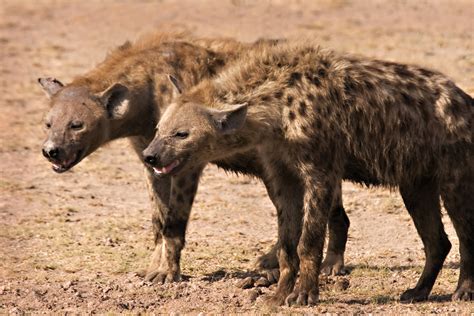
[208, 103, 248, 134]
[167, 74, 183, 98]
[38, 77, 64, 98]
[96, 83, 130, 119]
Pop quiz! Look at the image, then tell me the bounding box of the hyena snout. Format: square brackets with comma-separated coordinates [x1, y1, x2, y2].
[42, 141, 62, 161]
[142, 144, 163, 167]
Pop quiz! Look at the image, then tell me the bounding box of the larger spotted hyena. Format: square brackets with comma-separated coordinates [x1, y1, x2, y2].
[143, 41, 473, 305]
[39, 33, 350, 285]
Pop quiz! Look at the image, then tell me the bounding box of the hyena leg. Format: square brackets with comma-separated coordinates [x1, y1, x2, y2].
[321, 180, 350, 276]
[285, 170, 338, 306]
[441, 164, 474, 301]
[261, 160, 303, 305]
[257, 179, 349, 278]
[141, 168, 171, 277]
[145, 166, 203, 284]
[399, 178, 451, 303]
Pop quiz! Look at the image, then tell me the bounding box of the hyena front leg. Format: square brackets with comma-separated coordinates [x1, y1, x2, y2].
[145, 166, 204, 284]
[260, 158, 303, 305]
[142, 168, 171, 279]
[256, 179, 349, 280]
[285, 162, 341, 306]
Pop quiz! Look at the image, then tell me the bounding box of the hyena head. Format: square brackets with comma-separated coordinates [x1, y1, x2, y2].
[142, 87, 247, 177]
[39, 77, 130, 173]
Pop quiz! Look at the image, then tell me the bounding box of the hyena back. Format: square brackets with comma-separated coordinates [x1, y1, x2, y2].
[145, 41, 473, 305]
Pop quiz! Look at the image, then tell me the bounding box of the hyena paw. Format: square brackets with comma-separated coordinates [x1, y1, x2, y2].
[321, 252, 346, 276]
[144, 269, 181, 284]
[255, 250, 279, 270]
[285, 288, 319, 306]
[400, 287, 429, 303]
[264, 292, 286, 306]
[134, 268, 148, 278]
[452, 281, 474, 301]
[264, 268, 280, 284]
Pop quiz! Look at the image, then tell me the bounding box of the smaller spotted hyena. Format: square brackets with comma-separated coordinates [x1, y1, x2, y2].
[143, 41, 473, 305]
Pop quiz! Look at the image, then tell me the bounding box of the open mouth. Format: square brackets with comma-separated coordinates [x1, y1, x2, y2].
[51, 149, 84, 173]
[152, 159, 184, 176]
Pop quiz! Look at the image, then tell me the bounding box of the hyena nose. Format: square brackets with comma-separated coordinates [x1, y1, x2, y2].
[144, 155, 157, 166]
[42, 147, 59, 159]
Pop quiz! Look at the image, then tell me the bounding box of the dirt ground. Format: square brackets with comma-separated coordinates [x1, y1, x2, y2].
[1, 0, 473, 313]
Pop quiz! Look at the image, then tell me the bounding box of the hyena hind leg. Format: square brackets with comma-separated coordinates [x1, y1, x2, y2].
[399, 178, 451, 303]
[321, 181, 350, 276]
[441, 165, 474, 301]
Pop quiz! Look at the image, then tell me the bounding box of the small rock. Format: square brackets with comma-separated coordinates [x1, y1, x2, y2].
[254, 277, 271, 288]
[334, 278, 350, 291]
[62, 281, 72, 290]
[118, 302, 130, 310]
[102, 286, 112, 294]
[237, 276, 254, 289]
[33, 288, 48, 297]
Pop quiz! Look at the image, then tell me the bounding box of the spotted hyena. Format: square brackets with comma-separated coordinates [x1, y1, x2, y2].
[38, 33, 349, 285]
[143, 41, 474, 305]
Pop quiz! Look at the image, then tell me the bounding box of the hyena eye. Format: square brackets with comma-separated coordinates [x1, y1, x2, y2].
[70, 121, 84, 130]
[174, 131, 189, 139]
[45, 122, 51, 129]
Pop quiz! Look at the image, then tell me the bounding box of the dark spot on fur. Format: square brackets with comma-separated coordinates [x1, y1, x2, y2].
[317, 68, 327, 77]
[261, 95, 271, 102]
[401, 92, 415, 105]
[419, 68, 436, 78]
[307, 93, 315, 102]
[287, 95, 294, 106]
[394, 65, 414, 78]
[274, 91, 283, 99]
[364, 80, 375, 90]
[288, 111, 296, 121]
[288, 72, 302, 86]
[298, 101, 307, 116]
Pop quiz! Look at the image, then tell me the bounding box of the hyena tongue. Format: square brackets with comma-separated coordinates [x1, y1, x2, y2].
[153, 160, 180, 175]
[162, 160, 180, 173]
